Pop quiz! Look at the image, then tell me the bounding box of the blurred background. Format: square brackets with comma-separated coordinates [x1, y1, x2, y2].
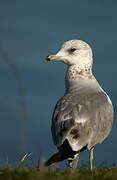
[0, 0, 117, 167]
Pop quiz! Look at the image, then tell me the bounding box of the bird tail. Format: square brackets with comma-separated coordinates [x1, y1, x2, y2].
[44, 149, 67, 166]
[44, 139, 76, 166]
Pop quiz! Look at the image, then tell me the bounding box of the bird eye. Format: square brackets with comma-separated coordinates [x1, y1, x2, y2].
[69, 48, 77, 52]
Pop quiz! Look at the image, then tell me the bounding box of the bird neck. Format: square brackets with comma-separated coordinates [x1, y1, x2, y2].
[65, 64, 94, 91]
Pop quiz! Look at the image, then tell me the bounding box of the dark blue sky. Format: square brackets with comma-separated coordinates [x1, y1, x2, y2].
[0, 0, 117, 166]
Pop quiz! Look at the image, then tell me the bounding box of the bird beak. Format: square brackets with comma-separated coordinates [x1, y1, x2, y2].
[44, 55, 62, 62]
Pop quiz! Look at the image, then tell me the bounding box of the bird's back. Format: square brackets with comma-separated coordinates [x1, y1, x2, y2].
[51, 82, 113, 151]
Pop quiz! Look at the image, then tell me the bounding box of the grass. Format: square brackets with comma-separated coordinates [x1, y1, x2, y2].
[0, 166, 117, 180]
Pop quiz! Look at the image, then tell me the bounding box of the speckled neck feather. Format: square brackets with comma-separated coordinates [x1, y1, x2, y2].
[66, 64, 93, 79]
[65, 64, 94, 91]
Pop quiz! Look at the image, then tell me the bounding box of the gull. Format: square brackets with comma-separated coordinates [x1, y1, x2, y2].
[44, 40, 114, 170]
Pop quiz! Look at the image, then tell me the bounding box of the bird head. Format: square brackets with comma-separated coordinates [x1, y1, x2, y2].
[44, 40, 93, 68]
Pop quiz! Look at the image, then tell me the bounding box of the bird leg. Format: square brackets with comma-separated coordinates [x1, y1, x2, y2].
[73, 153, 80, 169]
[89, 147, 94, 170]
[68, 152, 80, 169]
[68, 158, 73, 168]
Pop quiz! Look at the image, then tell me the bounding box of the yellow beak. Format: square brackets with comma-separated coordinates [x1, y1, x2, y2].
[44, 55, 61, 62]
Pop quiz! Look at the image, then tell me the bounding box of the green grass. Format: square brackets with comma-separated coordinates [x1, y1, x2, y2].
[0, 166, 117, 180]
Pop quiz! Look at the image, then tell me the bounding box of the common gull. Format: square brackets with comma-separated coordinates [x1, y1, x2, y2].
[44, 40, 114, 169]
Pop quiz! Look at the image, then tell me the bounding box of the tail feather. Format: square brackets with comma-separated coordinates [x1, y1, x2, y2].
[44, 149, 67, 166]
[44, 139, 76, 166]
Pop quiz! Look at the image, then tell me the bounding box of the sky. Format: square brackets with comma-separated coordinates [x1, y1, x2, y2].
[0, 0, 117, 167]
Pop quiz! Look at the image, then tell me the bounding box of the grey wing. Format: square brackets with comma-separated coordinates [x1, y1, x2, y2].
[51, 90, 113, 151]
[87, 92, 114, 149]
[51, 95, 75, 148]
[51, 92, 93, 149]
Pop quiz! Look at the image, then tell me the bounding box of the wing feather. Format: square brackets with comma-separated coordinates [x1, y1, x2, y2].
[51, 90, 113, 151]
